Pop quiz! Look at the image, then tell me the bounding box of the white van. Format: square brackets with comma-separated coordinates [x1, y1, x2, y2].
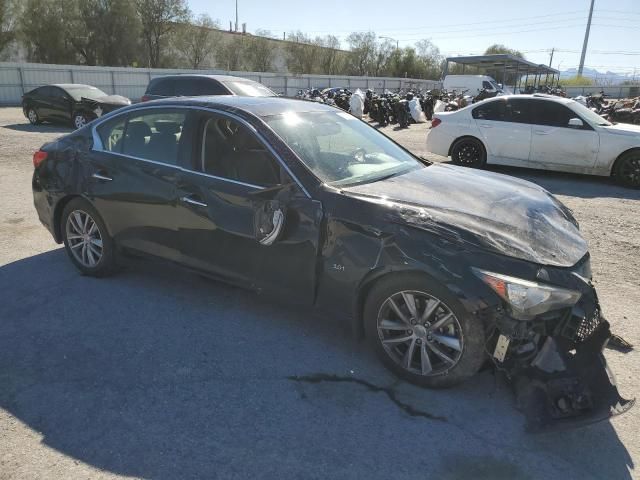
[442, 75, 503, 96]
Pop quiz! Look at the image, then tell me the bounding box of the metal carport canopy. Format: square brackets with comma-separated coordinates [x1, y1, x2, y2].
[443, 54, 560, 91]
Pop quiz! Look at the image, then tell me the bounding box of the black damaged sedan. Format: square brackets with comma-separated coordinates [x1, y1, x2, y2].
[32, 96, 633, 431]
[22, 84, 131, 130]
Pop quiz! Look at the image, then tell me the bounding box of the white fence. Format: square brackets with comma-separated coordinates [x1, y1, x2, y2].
[0, 62, 441, 105]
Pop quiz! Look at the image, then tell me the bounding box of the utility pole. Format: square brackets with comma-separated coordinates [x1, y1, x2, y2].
[235, 0, 239, 32]
[578, 0, 595, 77]
[548, 48, 554, 68]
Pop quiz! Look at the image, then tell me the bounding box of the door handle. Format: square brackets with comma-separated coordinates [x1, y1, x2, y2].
[479, 124, 492, 128]
[91, 172, 113, 181]
[180, 195, 208, 208]
[534, 130, 553, 135]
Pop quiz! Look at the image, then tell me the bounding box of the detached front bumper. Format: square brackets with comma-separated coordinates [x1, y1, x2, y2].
[513, 319, 634, 433]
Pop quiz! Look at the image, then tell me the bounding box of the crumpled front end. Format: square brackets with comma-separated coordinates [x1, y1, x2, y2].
[480, 276, 634, 433]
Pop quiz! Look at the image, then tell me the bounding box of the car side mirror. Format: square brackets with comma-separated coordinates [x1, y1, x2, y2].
[568, 118, 584, 128]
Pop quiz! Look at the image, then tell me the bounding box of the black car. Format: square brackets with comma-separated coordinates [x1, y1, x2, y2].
[22, 84, 131, 129]
[32, 96, 633, 432]
[141, 74, 277, 102]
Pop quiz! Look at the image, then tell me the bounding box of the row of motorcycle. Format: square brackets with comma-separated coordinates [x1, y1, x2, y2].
[574, 92, 640, 125]
[296, 87, 500, 128]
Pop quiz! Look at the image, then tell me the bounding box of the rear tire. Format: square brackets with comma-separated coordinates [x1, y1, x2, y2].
[61, 198, 117, 277]
[614, 151, 640, 189]
[364, 273, 486, 388]
[451, 137, 486, 168]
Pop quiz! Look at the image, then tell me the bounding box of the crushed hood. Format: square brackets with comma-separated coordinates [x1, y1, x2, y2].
[342, 164, 588, 267]
[80, 95, 131, 106]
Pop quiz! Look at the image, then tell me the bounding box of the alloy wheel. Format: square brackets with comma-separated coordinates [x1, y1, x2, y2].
[74, 114, 87, 129]
[377, 290, 464, 376]
[455, 142, 482, 166]
[28, 109, 37, 124]
[65, 210, 103, 267]
[620, 156, 640, 187]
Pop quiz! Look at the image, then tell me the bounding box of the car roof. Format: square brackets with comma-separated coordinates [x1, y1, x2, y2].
[50, 84, 97, 89]
[150, 74, 257, 83]
[485, 94, 574, 105]
[133, 96, 337, 117]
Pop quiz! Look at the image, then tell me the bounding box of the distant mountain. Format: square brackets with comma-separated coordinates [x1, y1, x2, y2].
[560, 67, 635, 85]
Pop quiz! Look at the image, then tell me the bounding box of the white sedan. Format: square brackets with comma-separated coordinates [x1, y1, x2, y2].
[426, 94, 640, 188]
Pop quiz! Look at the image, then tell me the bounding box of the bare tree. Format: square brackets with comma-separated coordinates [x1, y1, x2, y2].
[415, 39, 442, 79]
[285, 31, 317, 74]
[216, 34, 244, 71]
[373, 39, 394, 77]
[175, 13, 219, 69]
[243, 29, 275, 72]
[346, 31, 377, 76]
[316, 35, 342, 75]
[135, 0, 190, 68]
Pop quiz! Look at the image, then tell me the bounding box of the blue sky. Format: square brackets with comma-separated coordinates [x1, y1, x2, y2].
[189, 0, 640, 77]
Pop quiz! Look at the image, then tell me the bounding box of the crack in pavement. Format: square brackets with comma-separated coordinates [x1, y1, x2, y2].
[287, 373, 448, 423]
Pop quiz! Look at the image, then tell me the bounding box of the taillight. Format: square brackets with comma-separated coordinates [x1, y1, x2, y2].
[431, 118, 442, 128]
[141, 95, 150, 102]
[33, 150, 48, 168]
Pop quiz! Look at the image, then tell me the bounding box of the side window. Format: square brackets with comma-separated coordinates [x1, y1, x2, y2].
[175, 79, 196, 96]
[122, 110, 187, 164]
[482, 81, 492, 89]
[472, 100, 507, 121]
[201, 116, 281, 187]
[532, 101, 579, 128]
[506, 99, 533, 124]
[97, 115, 126, 153]
[50, 88, 67, 99]
[149, 78, 174, 96]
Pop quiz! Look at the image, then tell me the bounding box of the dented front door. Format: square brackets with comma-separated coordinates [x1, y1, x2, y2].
[176, 171, 323, 303]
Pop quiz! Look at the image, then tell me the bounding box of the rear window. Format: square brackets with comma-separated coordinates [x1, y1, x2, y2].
[222, 80, 276, 97]
[175, 78, 229, 96]
[148, 78, 174, 96]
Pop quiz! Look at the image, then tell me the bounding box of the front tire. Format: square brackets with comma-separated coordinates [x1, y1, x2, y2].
[72, 112, 92, 130]
[614, 151, 640, 188]
[364, 273, 486, 388]
[451, 137, 486, 168]
[27, 107, 41, 125]
[61, 198, 117, 277]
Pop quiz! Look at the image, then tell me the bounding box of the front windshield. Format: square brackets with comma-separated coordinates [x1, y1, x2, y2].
[571, 100, 612, 126]
[264, 111, 424, 186]
[66, 86, 108, 101]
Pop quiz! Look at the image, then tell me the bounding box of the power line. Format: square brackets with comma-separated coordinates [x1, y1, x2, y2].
[259, 10, 586, 33]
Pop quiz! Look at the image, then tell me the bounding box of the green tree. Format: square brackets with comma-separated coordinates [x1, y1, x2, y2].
[0, 0, 17, 55]
[484, 43, 525, 58]
[135, 0, 190, 68]
[19, 0, 76, 64]
[175, 13, 219, 69]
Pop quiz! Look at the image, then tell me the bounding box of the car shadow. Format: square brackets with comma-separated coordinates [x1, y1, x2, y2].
[0, 250, 634, 479]
[439, 160, 640, 200]
[2, 123, 72, 134]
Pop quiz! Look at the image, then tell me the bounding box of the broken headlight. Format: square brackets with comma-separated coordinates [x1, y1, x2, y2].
[472, 268, 581, 320]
